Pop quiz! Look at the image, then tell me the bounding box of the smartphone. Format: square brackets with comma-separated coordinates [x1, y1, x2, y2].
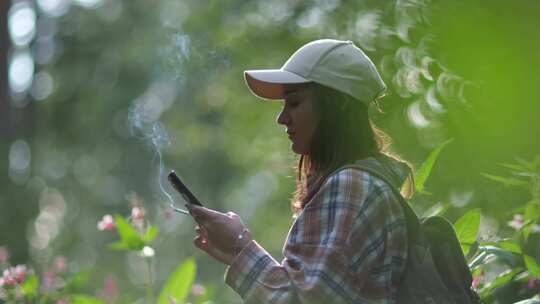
[167, 170, 203, 206]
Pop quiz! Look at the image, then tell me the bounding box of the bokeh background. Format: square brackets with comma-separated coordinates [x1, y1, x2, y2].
[2, 0, 540, 302]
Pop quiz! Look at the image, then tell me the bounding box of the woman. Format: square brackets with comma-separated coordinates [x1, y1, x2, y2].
[186, 39, 414, 303]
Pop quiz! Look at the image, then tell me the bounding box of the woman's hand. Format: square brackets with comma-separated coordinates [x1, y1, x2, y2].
[186, 204, 253, 265]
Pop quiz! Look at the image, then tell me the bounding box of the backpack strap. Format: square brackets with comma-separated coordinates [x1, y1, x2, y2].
[329, 159, 421, 243]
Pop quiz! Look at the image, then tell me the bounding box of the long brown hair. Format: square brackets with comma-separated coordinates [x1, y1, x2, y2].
[291, 83, 414, 214]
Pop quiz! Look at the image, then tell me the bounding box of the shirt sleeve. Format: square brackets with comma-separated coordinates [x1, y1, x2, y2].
[224, 168, 407, 304]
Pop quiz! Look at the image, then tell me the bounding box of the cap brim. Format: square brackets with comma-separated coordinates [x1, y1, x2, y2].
[244, 69, 311, 100]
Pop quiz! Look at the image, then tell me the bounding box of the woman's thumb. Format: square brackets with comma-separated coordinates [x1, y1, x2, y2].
[186, 204, 204, 217]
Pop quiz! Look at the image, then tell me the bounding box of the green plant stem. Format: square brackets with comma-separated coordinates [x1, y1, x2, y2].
[145, 258, 154, 303]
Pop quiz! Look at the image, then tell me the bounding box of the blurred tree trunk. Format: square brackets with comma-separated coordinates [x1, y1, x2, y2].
[0, 0, 10, 138]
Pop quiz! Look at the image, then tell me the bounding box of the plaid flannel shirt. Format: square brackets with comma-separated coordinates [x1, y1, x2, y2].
[225, 165, 408, 304]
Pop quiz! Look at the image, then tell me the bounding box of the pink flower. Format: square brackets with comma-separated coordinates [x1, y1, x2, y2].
[472, 270, 485, 289]
[41, 256, 68, 293]
[191, 283, 206, 297]
[97, 275, 119, 304]
[41, 270, 57, 292]
[1, 265, 27, 286]
[131, 207, 145, 221]
[97, 215, 116, 231]
[508, 214, 525, 230]
[0, 246, 9, 263]
[2, 269, 16, 286]
[56, 299, 68, 304]
[131, 207, 145, 230]
[471, 276, 481, 288]
[13, 265, 27, 283]
[54, 256, 67, 273]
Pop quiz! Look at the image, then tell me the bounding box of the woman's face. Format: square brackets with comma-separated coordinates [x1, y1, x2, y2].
[276, 84, 320, 155]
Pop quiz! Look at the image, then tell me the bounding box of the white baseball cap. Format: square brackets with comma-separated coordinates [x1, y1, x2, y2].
[244, 39, 386, 105]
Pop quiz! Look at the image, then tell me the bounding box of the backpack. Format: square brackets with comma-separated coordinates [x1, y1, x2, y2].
[337, 158, 481, 304]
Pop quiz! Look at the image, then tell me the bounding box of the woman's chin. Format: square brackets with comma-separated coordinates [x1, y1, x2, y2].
[290, 143, 306, 155]
[290, 143, 300, 154]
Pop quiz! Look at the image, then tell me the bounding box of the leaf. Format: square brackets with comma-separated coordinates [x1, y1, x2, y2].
[514, 172, 536, 177]
[113, 215, 145, 251]
[421, 202, 448, 218]
[21, 274, 39, 297]
[64, 268, 94, 292]
[515, 157, 539, 171]
[490, 239, 522, 254]
[480, 268, 523, 297]
[144, 225, 159, 243]
[523, 201, 540, 240]
[524, 255, 540, 279]
[480, 173, 529, 187]
[512, 296, 540, 304]
[499, 162, 528, 172]
[158, 258, 197, 304]
[534, 155, 540, 168]
[70, 294, 106, 304]
[477, 245, 519, 266]
[108, 241, 129, 250]
[525, 200, 540, 220]
[414, 138, 453, 194]
[454, 208, 481, 256]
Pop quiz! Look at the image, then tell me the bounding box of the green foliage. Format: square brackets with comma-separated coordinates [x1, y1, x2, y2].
[144, 225, 160, 243]
[513, 296, 540, 304]
[414, 139, 453, 195]
[524, 255, 540, 280]
[465, 158, 540, 303]
[514, 156, 540, 172]
[421, 202, 449, 218]
[157, 258, 197, 304]
[21, 274, 39, 298]
[479, 268, 522, 298]
[487, 239, 521, 254]
[481, 173, 529, 188]
[477, 245, 520, 267]
[483, 158, 540, 201]
[523, 201, 540, 240]
[454, 208, 481, 256]
[64, 268, 94, 292]
[70, 295, 106, 304]
[2, 0, 540, 302]
[108, 215, 146, 251]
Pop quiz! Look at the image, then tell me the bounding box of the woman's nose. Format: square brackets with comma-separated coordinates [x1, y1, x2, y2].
[276, 107, 290, 126]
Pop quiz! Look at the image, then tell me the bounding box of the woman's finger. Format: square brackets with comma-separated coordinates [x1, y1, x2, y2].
[193, 236, 235, 265]
[187, 204, 223, 221]
[195, 225, 208, 238]
[193, 235, 210, 253]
